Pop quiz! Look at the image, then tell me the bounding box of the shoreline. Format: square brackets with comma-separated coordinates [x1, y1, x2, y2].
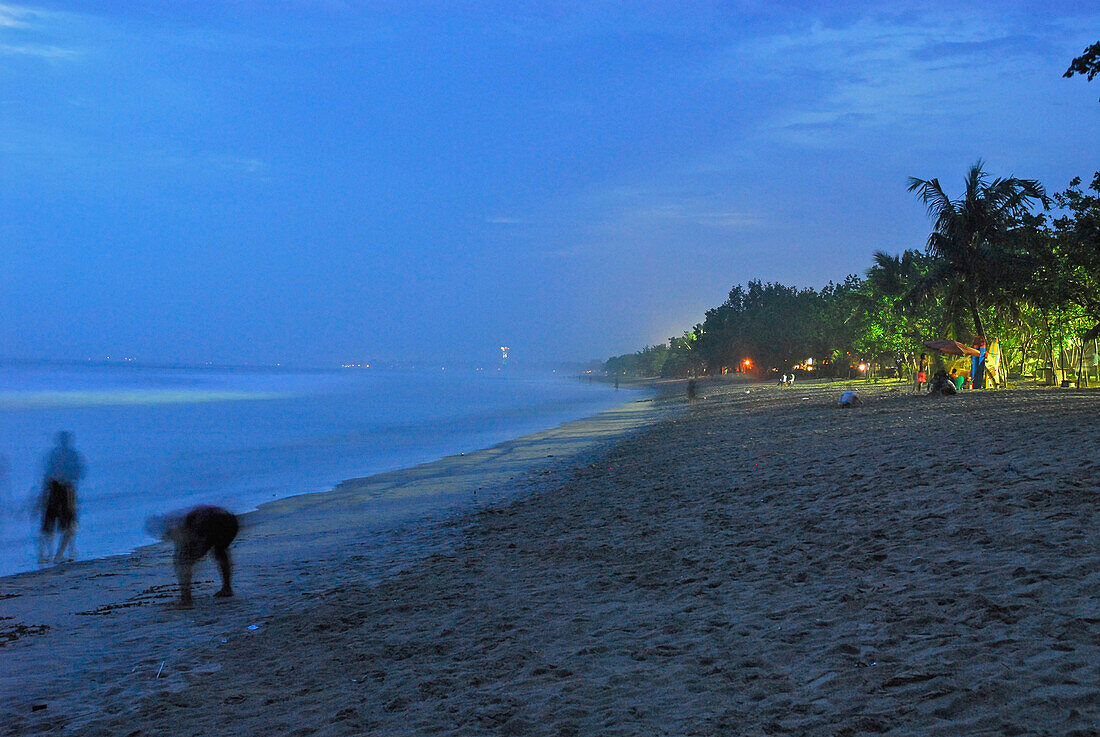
[0, 392, 674, 732]
[0, 372, 648, 579]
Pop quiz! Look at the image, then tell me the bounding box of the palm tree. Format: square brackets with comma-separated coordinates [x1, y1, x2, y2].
[907, 160, 1049, 339]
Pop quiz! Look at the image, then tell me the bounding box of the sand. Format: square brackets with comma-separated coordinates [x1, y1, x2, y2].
[3, 380, 1099, 735]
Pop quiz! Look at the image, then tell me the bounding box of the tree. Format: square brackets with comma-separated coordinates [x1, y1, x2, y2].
[661, 326, 705, 378]
[1051, 173, 1100, 320]
[1065, 41, 1100, 100]
[906, 160, 1049, 340]
[859, 250, 937, 373]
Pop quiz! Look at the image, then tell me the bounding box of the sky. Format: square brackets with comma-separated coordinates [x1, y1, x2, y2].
[1, 1, 1098, 366]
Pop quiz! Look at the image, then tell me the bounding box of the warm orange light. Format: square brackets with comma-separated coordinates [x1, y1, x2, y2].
[858, 363, 868, 372]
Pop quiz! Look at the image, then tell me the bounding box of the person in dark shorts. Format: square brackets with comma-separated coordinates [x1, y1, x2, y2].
[148, 505, 239, 608]
[38, 431, 85, 564]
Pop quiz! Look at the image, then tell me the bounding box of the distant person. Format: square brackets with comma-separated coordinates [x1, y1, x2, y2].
[686, 379, 697, 403]
[971, 339, 987, 390]
[38, 431, 85, 564]
[788, 373, 795, 386]
[927, 369, 957, 396]
[838, 390, 863, 407]
[778, 374, 787, 386]
[147, 505, 239, 608]
[0, 454, 9, 518]
[614, 376, 619, 390]
[916, 353, 928, 393]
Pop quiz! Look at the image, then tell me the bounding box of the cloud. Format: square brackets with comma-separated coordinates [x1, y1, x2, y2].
[912, 34, 1048, 62]
[633, 204, 763, 229]
[219, 156, 266, 175]
[779, 111, 874, 133]
[0, 3, 31, 28]
[591, 184, 764, 233]
[541, 244, 586, 259]
[0, 42, 75, 58]
[0, 3, 79, 58]
[485, 216, 526, 225]
[700, 9, 1082, 150]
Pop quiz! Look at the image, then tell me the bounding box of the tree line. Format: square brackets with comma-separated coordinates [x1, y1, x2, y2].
[605, 164, 1100, 383]
[607, 45, 1100, 383]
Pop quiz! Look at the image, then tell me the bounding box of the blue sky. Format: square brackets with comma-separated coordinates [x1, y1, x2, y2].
[1, 2, 1097, 365]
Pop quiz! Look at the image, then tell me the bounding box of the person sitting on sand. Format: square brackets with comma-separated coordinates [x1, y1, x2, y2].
[927, 369, 957, 396]
[952, 369, 966, 392]
[838, 390, 863, 407]
[147, 505, 239, 608]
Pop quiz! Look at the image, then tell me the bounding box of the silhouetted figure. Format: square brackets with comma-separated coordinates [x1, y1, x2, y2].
[927, 369, 957, 396]
[38, 431, 85, 564]
[149, 505, 239, 608]
[686, 379, 697, 403]
[916, 353, 928, 393]
[0, 454, 9, 518]
[971, 339, 987, 390]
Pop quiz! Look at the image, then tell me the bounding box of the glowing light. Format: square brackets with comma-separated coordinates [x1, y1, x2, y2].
[858, 363, 868, 372]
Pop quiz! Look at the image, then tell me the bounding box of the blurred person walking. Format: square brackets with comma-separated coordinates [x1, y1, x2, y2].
[38, 431, 85, 564]
[0, 454, 9, 517]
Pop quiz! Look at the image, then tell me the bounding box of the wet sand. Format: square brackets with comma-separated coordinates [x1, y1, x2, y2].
[4, 380, 1099, 735]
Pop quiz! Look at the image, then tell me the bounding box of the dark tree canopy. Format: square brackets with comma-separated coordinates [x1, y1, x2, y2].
[1065, 41, 1100, 100]
[1064, 41, 1100, 81]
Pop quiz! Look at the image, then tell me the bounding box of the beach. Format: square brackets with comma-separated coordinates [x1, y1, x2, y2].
[3, 380, 1099, 735]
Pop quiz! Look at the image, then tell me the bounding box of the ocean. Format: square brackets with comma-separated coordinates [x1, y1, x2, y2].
[0, 362, 629, 577]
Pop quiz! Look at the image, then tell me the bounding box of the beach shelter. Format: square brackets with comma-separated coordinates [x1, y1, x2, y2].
[923, 340, 980, 356]
[923, 339, 1002, 387]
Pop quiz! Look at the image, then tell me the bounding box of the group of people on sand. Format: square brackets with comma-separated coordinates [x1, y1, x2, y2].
[925, 369, 968, 396]
[30, 430, 240, 607]
[778, 373, 796, 386]
[915, 341, 994, 395]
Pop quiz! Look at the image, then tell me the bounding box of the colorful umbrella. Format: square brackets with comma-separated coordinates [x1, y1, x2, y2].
[923, 340, 981, 356]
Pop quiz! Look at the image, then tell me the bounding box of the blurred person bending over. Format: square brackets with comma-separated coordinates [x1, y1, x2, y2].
[148, 505, 239, 608]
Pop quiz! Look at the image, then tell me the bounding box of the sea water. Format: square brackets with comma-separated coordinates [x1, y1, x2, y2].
[0, 363, 627, 577]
